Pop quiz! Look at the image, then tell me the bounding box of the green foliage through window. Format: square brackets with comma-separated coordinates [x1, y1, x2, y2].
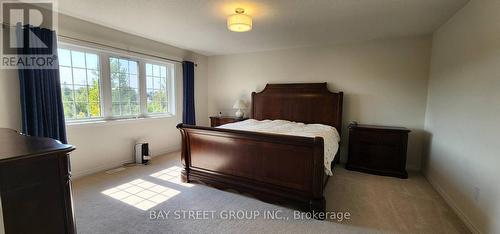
[110, 57, 139, 116]
[59, 48, 101, 120]
[58, 46, 174, 121]
[146, 63, 169, 114]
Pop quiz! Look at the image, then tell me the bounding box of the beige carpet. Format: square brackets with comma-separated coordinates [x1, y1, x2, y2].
[72, 152, 469, 234]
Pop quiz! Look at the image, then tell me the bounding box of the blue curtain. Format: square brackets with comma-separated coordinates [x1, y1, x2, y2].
[17, 25, 67, 143]
[182, 61, 196, 125]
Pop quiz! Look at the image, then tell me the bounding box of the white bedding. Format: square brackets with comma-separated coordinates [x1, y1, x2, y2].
[218, 119, 340, 175]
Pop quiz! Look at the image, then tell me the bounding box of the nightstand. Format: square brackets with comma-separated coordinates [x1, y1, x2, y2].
[346, 124, 410, 179]
[209, 116, 248, 127]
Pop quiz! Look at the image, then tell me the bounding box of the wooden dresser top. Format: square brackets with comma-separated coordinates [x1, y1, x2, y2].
[0, 128, 74, 163]
[349, 124, 411, 133]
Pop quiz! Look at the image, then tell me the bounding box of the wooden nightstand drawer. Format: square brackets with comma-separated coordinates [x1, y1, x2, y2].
[209, 116, 248, 127]
[353, 131, 403, 146]
[346, 124, 410, 179]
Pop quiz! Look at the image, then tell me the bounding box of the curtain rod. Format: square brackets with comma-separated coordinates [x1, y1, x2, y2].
[1, 22, 195, 66]
[58, 34, 188, 65]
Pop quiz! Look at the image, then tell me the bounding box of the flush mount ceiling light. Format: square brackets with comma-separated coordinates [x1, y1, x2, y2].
[227, 8, 252, 32]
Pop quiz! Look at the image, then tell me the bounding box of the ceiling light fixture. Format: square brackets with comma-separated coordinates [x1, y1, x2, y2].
[227, 8, 252, 32]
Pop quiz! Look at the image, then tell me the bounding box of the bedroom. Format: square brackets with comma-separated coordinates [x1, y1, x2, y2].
[0, 0, 498, 233]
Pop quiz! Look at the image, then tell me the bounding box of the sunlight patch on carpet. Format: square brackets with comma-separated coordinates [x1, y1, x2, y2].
[150, 166, 194, 187]
[101, 179, 180, 210]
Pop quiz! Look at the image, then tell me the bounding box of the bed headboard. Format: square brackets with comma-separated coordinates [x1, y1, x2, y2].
[251, 83, 343, 133]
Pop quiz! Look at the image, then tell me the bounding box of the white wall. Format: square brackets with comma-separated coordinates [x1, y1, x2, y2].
[0, 14, 209, 177]
[0, 69, 20, 131]
[424, 0, 500, 233]
[207, 36, 432, 169]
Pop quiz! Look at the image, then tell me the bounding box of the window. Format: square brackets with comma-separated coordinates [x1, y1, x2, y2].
[57, 43, 176, 122]
[110, 57, 139, 116]
[58, 48, 101, 120]
[146, 63, 169, 114]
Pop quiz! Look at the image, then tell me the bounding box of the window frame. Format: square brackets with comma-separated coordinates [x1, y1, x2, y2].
[58, 41, 177, 124]
[108, 55, 141, 119]
[57, 45, 105, 123]
[143, 60, 175, 117]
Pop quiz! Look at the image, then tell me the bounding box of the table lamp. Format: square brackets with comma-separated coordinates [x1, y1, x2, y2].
[232, 99, 247, 118]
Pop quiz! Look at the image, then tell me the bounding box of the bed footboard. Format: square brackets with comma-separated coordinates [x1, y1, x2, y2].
[177, 124, 327, 213]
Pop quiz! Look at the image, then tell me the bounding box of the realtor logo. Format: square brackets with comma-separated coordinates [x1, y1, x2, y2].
[1, 1, 57, 69]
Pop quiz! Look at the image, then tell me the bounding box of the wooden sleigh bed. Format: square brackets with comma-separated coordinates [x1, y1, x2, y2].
[176, 83, 343, 213]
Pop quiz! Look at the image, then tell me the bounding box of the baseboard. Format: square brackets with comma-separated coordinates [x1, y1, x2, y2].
[72, 158, 133, 179]
[71, 144, 181, 179]
[425, 174, 481, 234]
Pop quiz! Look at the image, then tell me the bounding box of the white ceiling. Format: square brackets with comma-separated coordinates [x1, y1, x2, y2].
[57, 0, 468, 56]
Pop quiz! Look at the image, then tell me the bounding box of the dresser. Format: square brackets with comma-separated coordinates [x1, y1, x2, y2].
[0, 128, 76, 234]
[209, 116, 248, 127]
[346, 124, 410, 179]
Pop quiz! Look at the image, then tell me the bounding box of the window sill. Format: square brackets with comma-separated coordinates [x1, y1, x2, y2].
[66, 114, 175, 128]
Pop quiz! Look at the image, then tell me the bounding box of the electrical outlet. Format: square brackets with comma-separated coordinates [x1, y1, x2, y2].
[473, 187, 480, 202]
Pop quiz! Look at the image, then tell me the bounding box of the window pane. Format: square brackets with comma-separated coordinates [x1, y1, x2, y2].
[127, 89, 139, 103]
[86, 53, 99, 70]
[119, 76, 130, 89]
[111, 72, 120, 88]
[87, 70, 99, 86]
[110, 57, 119, 73]
[147, 89, 154, 102]
[110, 57, 140, 116]
[120, 103, 131, 116]
[148, 101, 163, 113]
[161, 102, 168, 112]
[130, 75, 138, 89]
[155, 90, 165, 102]
[153, 78, 161, 90]
[112, 102, 121, 116]
[60, 49, 176, 120]
[59, 67, 73, 85]
[146, 63, 152, 76]
[63, 102, 75, 119]
[131, 103, 139, 114]
[160, 66, 166, 78]
[73, 85, 88, 103]
[129, 61, 137, 75]
[61, 85, 74, 102]
[58, 49, 71, 67]
[72, 68, 87, 85]
[88, 80, 100, 103]
[71, 51, 86, 68]
[89, 102, 101, 117]
[58, 48, 101, 120]
[147, 76, 153, 89]
[74, 102, 89, 118]
[160, 77, 167, 90]
[148, 89, 167, 114]
[145, 63, 169, 114]
[152, 65, 160, 77]
[119, 59, 129, 73]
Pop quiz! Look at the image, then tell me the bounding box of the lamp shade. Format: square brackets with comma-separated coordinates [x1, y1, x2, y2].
[233, 99, 247, 109]
[227, 8, 252, 32]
